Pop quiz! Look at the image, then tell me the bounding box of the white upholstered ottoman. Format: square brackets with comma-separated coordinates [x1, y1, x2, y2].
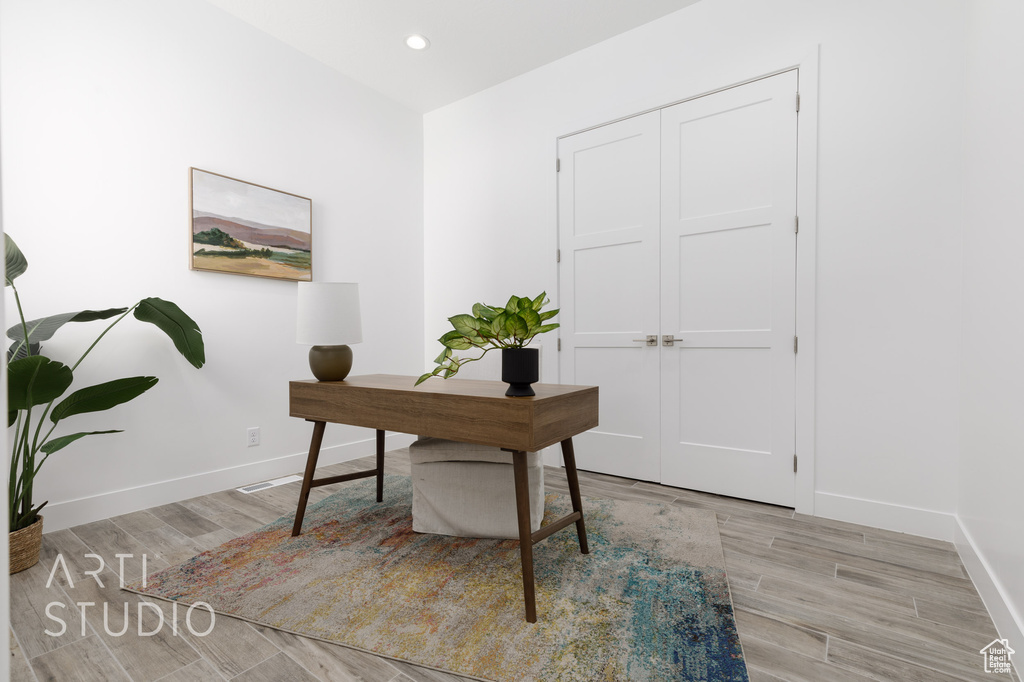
[409, 437, 544, 539]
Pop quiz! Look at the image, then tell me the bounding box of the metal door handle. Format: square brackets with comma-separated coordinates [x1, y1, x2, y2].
[632, 335, 658, 346]
[663, 335, 680, 346]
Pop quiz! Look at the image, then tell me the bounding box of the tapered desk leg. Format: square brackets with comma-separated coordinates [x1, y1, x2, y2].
[512, 450, 537, 623]
[292, 420, 326, 537]
[376, 429, 385, 503]
[560, 437, 589, 554]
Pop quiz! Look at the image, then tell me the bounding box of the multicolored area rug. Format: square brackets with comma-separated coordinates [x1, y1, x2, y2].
[126, 476, 748, 681]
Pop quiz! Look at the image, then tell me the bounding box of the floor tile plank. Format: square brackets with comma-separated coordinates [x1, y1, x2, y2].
[27, 635, 131, 682]
[148, 502, 226, 539]
[232, 652, 320, 682]
[207, 490, 290, 525]
[733, 609, 828, 660]
[9, 629, 37, 682]
[138, 599, 278, 679]
[155, 657, 230, 682]
[836, 565, 988, 612]
[914, 598, 999, 638]
[756, 574, 918, 620]
[253, 625, 403, 682]
[177, 495, 266, 536]
[70, 518, 168, 582]
[771, 535, 967, 579]
[827, 637, 984, 682]
[740, 636, 874, 682]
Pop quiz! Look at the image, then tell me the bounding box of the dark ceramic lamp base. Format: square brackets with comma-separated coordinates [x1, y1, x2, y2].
[308, 345, 353, 382]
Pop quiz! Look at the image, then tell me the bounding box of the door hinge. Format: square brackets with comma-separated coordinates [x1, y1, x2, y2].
[794, 454, 798, 473]
[557, 338, 562, 351]
[795, 215, 799, 234]
[796, 92, 801, 113]
[556, 158, 561, 172]
[557, 249, 561, 263]
[794, 336, 799, 353]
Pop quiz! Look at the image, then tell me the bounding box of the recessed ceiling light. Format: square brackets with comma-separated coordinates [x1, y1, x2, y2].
[405, 34, 430, 50]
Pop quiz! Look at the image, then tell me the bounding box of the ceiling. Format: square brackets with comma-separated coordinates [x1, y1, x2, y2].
[204, 0, 702, 113]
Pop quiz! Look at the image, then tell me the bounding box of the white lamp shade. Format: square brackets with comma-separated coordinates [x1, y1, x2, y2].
[296, 282, 363, 346]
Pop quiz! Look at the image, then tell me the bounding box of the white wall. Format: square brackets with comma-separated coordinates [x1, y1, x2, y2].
[958, 0, 1024, 654]
[0, 0, 423, 530]
[424, 0, 965, 533]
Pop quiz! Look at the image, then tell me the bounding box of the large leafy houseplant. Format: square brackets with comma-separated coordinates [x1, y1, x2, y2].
[5, 235, 206, 534]
[417, 292, 559, 385]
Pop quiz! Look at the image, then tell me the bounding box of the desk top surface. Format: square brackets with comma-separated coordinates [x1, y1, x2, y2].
[290, 374, 596, 400]
[289, 374, 598, 451]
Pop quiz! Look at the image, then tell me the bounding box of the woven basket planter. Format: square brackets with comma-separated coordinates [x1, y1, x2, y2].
[9, 516, 43, 574]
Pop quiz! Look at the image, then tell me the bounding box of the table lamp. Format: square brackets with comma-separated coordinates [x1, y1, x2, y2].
[296, 282, 362, 381]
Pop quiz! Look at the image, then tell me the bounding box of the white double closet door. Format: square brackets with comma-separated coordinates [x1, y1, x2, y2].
[557, 71, 799, 507]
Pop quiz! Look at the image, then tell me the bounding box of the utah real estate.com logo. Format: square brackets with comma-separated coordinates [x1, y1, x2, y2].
[980, 638, 1015, 675]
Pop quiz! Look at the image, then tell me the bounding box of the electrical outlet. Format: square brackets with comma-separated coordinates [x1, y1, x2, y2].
[247, 427, 260, 447]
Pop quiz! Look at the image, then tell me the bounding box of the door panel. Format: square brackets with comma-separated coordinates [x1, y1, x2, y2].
[660, 71, 798, 506]
[677, 221, 773, 331]
[675, 98, 778, 217]
[573, 241, 646, 333]
[678, 348, 772, 453]
[558, 111, 661, 482]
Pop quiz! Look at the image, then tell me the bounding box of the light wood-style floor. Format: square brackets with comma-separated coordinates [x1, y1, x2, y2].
[10, 449, 1018, 682]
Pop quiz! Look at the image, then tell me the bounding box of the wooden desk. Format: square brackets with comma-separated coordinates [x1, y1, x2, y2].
[289, 374, 599, 622]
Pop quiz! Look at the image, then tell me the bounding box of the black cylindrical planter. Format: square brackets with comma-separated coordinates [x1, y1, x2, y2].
[501, 347, 539, 397]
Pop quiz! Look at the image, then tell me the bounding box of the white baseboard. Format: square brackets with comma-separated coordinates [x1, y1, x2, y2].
[813, 492, 957, 541]
[955, 517, 1024, 665]
[41, 433, 417, 533]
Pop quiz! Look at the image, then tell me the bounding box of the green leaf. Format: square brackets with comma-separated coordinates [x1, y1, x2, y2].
[12, 503, 46, 532]
[504, 295, 521, 314]
[491, 313, 508, 338]
[433, 347, 452, 364]
[5, 234, 27, 285]
[504, 314, 529, 340]
[532, 292, 548, 309]
[8, 356, 73, 410]
[7, 341, 40, 362]
[448, 314, 481, 336]
[520, 307, 541, 332]
[472, 303, 498, 321]
[41, 430, 122, 455]
[133, 298, 205, 368]
[7, 308, 128, 343]
[534, 323, 560, 335]
[49, 376, 158, 424]
[415, 373, 433, 386]
[440, 331, 474, 351]
[539, 309, 559, 322]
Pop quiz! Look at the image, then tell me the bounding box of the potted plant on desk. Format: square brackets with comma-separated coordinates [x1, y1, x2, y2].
[5, 235, 206, 573]
[417, 293, 559, 397]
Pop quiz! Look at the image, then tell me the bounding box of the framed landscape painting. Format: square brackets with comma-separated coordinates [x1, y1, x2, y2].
[189, 168, 312, 281]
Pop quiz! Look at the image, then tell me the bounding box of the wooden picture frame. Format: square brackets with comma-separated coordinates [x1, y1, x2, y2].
[189, 168, 312, 282]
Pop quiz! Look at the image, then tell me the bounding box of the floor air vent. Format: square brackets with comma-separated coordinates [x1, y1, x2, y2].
[236, 475, 302, 494]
